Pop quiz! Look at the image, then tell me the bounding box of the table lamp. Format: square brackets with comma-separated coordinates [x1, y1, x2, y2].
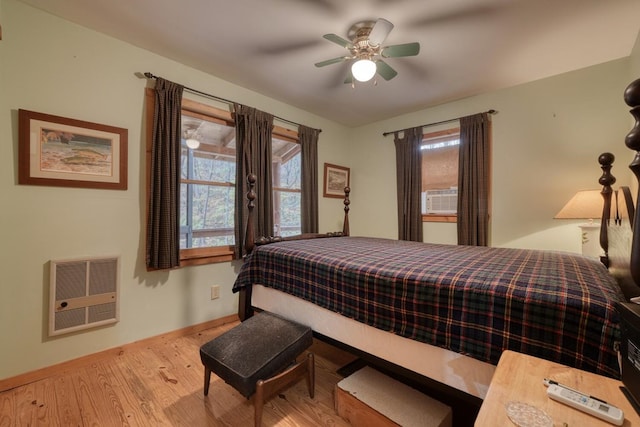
[554, 189, 603, 257]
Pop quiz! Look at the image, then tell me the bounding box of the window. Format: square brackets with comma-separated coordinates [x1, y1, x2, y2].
[421, 128, 459, 223]
[145, 90, 302, 266]
[272, 136, 301, 237]
[177, 100, 237, 265]
[180, 112, 236, 251]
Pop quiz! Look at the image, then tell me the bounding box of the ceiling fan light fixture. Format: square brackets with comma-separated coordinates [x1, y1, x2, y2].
[351, 59, 376, 82]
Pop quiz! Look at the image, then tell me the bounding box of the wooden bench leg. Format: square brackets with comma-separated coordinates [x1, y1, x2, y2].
[203, 366, 212, 396]
[252, 353, 316, 426]
[306, 352, 315, 398]
[255, 379, 265, 427]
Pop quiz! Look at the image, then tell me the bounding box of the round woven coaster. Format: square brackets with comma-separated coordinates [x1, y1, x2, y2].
[505, 401, 553, 427]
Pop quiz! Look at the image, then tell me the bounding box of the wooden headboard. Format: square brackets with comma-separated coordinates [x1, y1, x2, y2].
[600, 78, 640, 300]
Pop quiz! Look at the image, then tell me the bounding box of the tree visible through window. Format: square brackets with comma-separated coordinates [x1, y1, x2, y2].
[145, 90, 303, 266]
[272, 136, 301, 237]
[177, 99, 304, 265]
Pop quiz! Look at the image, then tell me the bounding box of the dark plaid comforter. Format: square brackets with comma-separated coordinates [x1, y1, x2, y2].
[233, 236, 625, 378]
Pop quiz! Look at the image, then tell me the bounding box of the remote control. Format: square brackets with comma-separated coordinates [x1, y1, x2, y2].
[547, 383, 624, 425]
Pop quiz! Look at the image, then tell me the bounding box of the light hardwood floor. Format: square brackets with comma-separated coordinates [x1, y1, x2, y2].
[0, 320, 358, 426]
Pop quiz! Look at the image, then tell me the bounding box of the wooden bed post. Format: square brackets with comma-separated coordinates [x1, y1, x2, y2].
[244, 174, 257, 254]
[343, 186, 350, 236]
[598, 153, 615, 267]
[238, 174, 257, 321]
[625, 78, 640, 285]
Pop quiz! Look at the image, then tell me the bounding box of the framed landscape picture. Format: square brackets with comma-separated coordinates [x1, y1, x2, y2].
[18, 109, 128, 190]
[323, 163, 350, 198]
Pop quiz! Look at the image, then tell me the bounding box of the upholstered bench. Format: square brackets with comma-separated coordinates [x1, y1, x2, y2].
[199, 311, 314, 426]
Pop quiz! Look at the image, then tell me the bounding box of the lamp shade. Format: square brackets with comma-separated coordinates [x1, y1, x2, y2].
[554, 189, 603, 220]
[351, 59, 377, 82]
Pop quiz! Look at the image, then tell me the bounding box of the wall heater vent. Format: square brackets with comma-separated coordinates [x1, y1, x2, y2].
[49, 256, 120, 336]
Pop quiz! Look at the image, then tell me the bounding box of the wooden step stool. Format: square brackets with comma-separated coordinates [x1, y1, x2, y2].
[335, 366, 452, 427]
[199, 311, 314, 426]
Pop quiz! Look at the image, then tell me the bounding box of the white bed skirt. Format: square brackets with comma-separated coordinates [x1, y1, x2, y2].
[252, 284, 494, 400]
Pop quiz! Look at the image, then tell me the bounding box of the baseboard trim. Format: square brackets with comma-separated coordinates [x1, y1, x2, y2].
[0, 314, 239, 393]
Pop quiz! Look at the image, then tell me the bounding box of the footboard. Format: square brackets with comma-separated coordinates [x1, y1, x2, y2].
[238, 173, 351, 320]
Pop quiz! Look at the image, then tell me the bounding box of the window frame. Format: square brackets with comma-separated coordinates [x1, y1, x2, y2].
[421, 128, 460, 223]
[145, 89, 301, 267]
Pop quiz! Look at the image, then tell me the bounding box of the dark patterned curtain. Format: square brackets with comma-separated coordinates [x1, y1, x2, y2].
[146, 78, 184, 269]
[234, 104, 274, 258]
[458, 112, 490, 246]
[394, 127, 424, 242]
[299, 126, 319, 233]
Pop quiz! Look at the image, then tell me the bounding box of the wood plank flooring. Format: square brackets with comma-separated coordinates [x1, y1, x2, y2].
[0, 320, 357, 426]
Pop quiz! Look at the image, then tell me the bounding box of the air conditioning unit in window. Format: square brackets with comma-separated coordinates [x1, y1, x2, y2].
[423, 189, 458, 214]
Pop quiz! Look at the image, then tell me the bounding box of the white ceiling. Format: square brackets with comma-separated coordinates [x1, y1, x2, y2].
[17, 0, 640, 127]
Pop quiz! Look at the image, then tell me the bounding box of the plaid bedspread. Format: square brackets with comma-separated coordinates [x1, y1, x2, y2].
[233, 236, 625, 378]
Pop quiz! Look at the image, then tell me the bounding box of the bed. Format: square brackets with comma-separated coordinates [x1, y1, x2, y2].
[232, 78, 640, 404]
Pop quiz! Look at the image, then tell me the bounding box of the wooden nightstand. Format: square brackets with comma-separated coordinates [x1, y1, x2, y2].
[475, 350, 640, 426]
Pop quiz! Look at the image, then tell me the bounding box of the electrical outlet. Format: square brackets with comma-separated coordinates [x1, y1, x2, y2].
[210, 285, 220, 300]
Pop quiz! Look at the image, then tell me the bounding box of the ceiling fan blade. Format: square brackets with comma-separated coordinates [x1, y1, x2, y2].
[291, 0, 339, 14]
[255, 40, 322, 55]
[382, 42, 420, 58]
[323, 33, 352, 48]
[344, 73, 353, 85]
[376, 60, 398, 81]
[408, 5, 500, 28]
[315, 56, 350, 67]
[368, 18, 394, 46]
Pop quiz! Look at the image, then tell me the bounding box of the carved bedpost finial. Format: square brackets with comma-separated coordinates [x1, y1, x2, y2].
[625, 79, 640, 285]
[247, 174, 256, 206]
[343, 187, 351, 237]
[598, 152, 616, 194]
[598, 153, 615, 267]
[245, 174, 257, 254]
[626, 78, 640, 169]
[626, 78, 640, 183]
[598, 153, 616, 187]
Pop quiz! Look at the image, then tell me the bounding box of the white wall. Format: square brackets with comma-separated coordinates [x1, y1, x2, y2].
[1, 0, 638, 381]
[0, 0, 349, 381]
[347, 59, 634, 251]
[631, 30, 640, 79]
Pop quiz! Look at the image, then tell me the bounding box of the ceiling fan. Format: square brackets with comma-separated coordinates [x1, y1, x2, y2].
[314, 18, 420, 85]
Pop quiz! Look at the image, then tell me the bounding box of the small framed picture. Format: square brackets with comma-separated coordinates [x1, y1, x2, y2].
[323, 163, 350, 198]
[18, 109, 128, 190]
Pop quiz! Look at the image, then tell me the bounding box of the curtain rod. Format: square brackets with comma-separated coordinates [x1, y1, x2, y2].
[143, 72, 321, 133]
[382, 109, 497, 137]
